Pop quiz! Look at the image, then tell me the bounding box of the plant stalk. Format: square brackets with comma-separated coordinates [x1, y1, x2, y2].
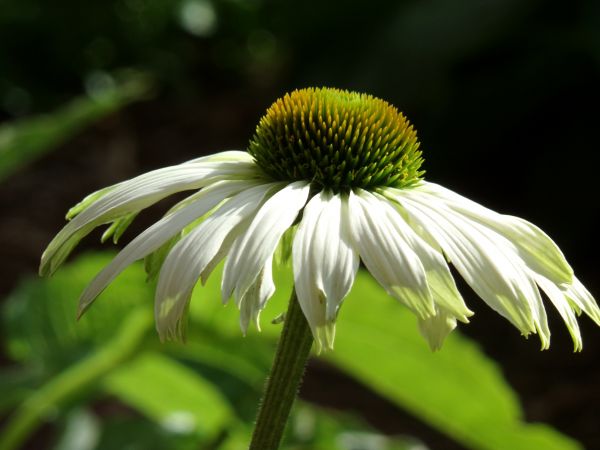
[249, 288, 313, 450]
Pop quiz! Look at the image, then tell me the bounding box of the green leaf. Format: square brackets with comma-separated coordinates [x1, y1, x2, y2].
[0, 74, 152, 182]
[4, 252, 579, 450]
[0, 368, 40, 414]
[165, 331, 273, 389]
[103, 352, 234, 440]
[2, 252, 154, 370]
[182, 263, 581, 449]
[326, 272, 582, 450]
[0, 309, 152, 450]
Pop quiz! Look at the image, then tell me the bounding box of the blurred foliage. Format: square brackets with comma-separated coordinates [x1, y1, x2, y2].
[0, 0, 283, 115]
[0, 73, 153, 182]
[330, 280, 579, 450]
[0, 253, 582, 449]
[2, 0, 598, 114]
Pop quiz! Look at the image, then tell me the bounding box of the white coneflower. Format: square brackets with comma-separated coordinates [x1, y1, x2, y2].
[40, 87, 599, 352]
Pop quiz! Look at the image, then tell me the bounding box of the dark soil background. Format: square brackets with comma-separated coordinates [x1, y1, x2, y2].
[1, 0, 599, 448]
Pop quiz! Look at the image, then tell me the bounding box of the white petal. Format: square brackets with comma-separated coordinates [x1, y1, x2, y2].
[418, 309, 458, 351]
[66, 185, 116, 220]
[40, 156, 261, 276]
[239, 255, 276, 334]
[292, 191, 359, 349]
[154, 182, 278, 340]
[78, 180, 254, 316]
[347, 190, 435, 319]
[414, 182, 573, 284]
[563, 277, 600, 326]
[221, 181, 310, 304]
[392, 190, 548, 341]
[375, 190, 473, 322]
[187, 150, 255, 163]
[534, 274, 582, 351]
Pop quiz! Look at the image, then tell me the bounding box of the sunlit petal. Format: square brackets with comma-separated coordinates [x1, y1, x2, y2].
[347, 189, 435, 320]
[78, 180, 254, 316]
[415, 182, 573, 284]
[154, 182, 278, 340]
[391, 189, 549, 342]
[221, 181, 310, 305]
[418, 308, 458, 351]
[376, 189, 473, 322]
[293, 191, 359, 350]
[40, 155, 261, 276]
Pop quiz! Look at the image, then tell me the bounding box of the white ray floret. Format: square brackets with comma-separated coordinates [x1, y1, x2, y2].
[78, 179, 257, 316]
[40, 151, 259, 277]
[221, 181, 310, 307]
[293, 191, 359, 351]
[154, 182, 281, 340]
[347, 189, 436, 320]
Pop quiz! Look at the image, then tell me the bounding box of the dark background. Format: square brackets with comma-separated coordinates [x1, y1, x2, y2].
[1, 0, 599, 448]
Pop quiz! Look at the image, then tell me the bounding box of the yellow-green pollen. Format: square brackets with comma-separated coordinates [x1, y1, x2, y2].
[248, 87, 425, 191]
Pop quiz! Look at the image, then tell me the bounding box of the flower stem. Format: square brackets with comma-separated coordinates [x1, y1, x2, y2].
[249, 288, 313, 450]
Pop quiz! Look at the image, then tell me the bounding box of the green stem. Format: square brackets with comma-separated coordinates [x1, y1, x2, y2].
[0, 309, 152, 450]
[249, 288, 313, 450]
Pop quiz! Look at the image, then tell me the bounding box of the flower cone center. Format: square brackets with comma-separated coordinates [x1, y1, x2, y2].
[248, 87, 425, 191]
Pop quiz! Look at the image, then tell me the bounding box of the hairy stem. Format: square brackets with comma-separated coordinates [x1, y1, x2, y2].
[249, 288, 313, 450]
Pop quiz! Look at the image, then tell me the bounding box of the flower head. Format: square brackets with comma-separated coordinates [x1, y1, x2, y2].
[40, 87, 600, 352]
[248, 88, 423, 191]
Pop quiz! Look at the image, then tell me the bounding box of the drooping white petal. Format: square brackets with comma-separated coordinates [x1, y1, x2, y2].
[392, 190, 550, 343]
[66, 150, 250, 221]
[347, 189, 435, 320]
[418, 308, 458, 351]
[375, 190, 473, 323]
[534, 274, 582, 351]
[78, 180, 256, 316]
[292, 191, 359, 349]
[221, 181, 310, 305]
[564, 277, 600, 326]
[40, 155, 261, 276]
[154, 182, 279, 340]
[413, 182, 573, 285]
[66, 185, 116, 220]
[238, 255, 276, 334]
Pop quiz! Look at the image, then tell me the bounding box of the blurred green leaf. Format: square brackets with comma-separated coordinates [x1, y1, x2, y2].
[1, 253, 582, 450]
[2, 252, 154, 371]
[103, 352, 234, 441]
[0, 368, 40, 414]
[327, 273, 582, 450]
[0, 74, 152, 182]
[186, 262, 582, 449]
[0, 309, 152, 450]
